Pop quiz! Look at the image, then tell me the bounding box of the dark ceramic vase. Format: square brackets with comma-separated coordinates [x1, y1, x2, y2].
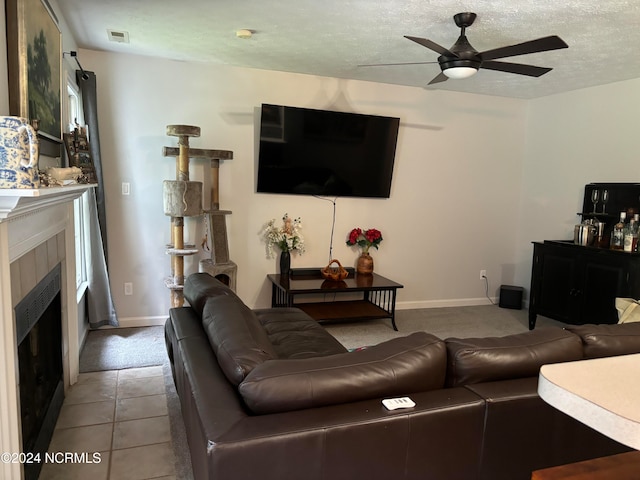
[280, 250, 291, 276]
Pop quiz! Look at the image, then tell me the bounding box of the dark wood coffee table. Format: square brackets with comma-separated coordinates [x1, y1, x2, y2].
[267, 268, 403, 330]
[531, 451, 640, 479]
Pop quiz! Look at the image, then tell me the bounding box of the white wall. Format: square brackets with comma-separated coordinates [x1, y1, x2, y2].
[79, 49, 527, 322]
[514, 77, 640, 294]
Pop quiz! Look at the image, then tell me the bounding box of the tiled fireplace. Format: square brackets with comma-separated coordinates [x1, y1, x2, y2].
[0, 185, 90, 479]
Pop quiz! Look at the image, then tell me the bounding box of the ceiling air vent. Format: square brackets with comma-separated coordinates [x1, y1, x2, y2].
[107, 30, 130, 43]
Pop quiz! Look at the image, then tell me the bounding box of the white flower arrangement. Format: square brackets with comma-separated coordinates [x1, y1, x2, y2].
[262, 213, 305, 258]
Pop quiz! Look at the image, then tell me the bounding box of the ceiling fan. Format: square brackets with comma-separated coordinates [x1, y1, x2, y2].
[360, 12, 568, 85]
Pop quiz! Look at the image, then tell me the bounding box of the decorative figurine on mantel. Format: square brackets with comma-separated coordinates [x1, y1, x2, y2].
[63, 124, 97, 184]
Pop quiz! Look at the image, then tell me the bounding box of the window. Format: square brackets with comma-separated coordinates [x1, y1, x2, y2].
[66, 76, 88, 291]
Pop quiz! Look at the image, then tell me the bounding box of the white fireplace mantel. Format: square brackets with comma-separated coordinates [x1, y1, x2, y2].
[0, 185, 94, 480]
[0, 184, 92, 220]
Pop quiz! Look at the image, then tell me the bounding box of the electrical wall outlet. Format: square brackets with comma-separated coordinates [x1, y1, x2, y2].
[480, 270, 487, 280]
[124, 282, 133, 296]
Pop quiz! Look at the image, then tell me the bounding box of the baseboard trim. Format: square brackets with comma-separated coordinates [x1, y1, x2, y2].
[397, 298, 498, 310]
[112, 299, 529, 327]
[116, 316, 168, 328]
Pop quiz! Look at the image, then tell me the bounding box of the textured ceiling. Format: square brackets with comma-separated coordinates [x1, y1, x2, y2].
[57, 0, 640, 99]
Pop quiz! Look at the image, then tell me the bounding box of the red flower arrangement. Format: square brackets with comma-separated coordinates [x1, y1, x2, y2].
[346, 228, 383, 254]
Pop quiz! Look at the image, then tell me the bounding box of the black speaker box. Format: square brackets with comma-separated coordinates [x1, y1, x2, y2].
[499, 285, 523, 310]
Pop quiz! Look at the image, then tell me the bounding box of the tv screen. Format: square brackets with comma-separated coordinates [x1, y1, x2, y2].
[257, 104, 399, 198]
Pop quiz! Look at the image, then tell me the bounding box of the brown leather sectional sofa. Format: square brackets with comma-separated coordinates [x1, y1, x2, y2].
[165, 273, 640, 480]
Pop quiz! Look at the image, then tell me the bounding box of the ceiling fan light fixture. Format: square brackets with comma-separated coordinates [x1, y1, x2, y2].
[443, 66, 478, 79]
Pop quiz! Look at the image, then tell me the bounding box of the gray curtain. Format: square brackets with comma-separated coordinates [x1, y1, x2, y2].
[83, 190, 118, 327]
[77, 70, 108, 263]
[77, 70, 118, 328]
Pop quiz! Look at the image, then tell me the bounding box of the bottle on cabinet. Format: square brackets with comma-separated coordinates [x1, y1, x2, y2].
[611, 212, 626, 251]
[624, 214, 639, 252]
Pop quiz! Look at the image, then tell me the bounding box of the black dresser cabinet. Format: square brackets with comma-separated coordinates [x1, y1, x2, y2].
[529, 183, 640, 330]
[529, 240, 640, 329]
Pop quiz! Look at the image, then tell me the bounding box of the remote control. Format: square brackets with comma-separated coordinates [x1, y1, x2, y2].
[382, 397, 416, 410]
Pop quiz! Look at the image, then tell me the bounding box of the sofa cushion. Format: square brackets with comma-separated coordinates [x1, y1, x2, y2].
[564, 323, 640, 359]
[445, 327, 583, 387]
[238, 332, 446, 414]
[184, 273, 235, 317]
[254, 308, 348, 359]
[202, 295, 277, 386]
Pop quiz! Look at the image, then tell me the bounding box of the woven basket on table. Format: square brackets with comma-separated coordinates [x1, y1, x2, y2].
[321, 259, 349, 281]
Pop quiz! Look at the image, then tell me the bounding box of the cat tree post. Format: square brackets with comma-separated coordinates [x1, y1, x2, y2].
[163, 125, 202, 307]
[163, 127, 234, 305]
[200, 152, 236, 290]
[211, 159, 220, 210]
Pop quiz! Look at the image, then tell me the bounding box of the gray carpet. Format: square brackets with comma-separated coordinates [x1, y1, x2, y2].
[79, 325, 194, 480]
[324, 305, 566, 350]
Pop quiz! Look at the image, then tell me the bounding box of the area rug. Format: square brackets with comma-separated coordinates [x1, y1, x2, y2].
[79, 326, 168, 372]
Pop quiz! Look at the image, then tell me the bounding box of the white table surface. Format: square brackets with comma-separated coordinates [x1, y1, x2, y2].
[538, 353, 640, 450]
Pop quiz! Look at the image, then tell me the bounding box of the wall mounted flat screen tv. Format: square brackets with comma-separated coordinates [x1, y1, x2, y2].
[257, 104, 400, 198]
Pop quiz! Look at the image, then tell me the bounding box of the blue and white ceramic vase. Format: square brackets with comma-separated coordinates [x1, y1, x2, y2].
[0, 116, 40, 189]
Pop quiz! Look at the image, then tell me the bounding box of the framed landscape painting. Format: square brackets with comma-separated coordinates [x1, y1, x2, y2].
[6, 0, 62, 146]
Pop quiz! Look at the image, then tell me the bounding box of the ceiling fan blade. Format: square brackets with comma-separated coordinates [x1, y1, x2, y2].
[480, 35, 568, 61]
[404, 36, 457, 57]
[428, 72, 449, 85]
[358, 61, 438, 67]
[482, 60, 552, 77]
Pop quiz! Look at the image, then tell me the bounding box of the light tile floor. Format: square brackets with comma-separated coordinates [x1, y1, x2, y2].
[38, 366, 176, 480]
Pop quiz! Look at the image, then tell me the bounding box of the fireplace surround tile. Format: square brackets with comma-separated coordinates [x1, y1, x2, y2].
[17, 249, 37, 301]
[35, 241, 49, 284]
[10, 231, 66, 309]
[46, 235, 59, 272]
[10, 259, 21, 305]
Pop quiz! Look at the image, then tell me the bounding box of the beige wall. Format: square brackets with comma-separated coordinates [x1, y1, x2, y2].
[513, 77, 640, 292]
[79, 49, 529, 323]
[3, 0, 640, 325]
